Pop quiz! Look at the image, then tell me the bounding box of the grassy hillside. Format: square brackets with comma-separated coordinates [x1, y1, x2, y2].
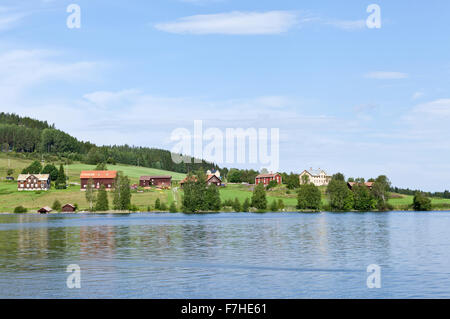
[0, 154, 186, 212]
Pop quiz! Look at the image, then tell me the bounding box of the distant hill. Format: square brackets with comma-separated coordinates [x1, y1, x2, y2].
[0, 112, 219, 174]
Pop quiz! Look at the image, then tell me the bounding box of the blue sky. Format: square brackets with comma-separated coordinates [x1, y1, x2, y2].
[1, 0, 450, 191]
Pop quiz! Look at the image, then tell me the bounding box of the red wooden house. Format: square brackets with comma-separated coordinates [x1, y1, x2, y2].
[139, 176, 172, 188]
[179, 175, 222, 187]
[80, 171, 117, 191]
[255, 173, 282, 186]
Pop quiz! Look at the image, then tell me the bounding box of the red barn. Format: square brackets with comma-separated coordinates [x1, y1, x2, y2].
[80, 171, 117, 191]
[255, 173, 282, 186]
[139, 176, 172, 188]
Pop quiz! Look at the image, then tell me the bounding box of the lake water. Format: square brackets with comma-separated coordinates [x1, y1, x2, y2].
[0, 212, 449, 299]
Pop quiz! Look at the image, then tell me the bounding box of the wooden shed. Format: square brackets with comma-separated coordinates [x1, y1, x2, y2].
[37, 206, 53, 214]
[62, 204, 76, 212]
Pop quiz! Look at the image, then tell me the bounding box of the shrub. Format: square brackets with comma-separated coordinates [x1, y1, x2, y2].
[413, 192, 432, 211]
[160, 202, 168, 211]
[169, 202, 177, 213]
[14, 206, 27, 213]
[297, 183, 321, 211]
[52, 200, 62, 211]
[269, 200, 278, 212]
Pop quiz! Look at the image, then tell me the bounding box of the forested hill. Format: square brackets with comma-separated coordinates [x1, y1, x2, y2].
[0, 112, 219, 174]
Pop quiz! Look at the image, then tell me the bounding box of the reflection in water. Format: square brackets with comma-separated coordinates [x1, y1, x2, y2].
[0, 212, 450, 298]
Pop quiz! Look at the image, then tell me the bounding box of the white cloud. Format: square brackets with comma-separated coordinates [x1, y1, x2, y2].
[364, 71, 409, 80]
[326, 19, 366, 30]
[412, 99, 450, 118]
[412, 91, 425, 100]
[0, 8, 25, 31]
[155, 11, 299, 35]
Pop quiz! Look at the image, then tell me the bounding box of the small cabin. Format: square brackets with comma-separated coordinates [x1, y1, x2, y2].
[62, 204, 76, 212]
[38, 206, 53, 214]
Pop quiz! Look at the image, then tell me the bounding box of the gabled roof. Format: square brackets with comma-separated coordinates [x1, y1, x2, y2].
[80, 171, 117, 179]
[140, 175, 172, 181]
[256, 173, 280, 179]
[207, 174, 222, 182]
[17, 174, 50, 181]
[62, 204, 75, 208]
[38, 206, 52, 213]
[301, 169, 329, 177]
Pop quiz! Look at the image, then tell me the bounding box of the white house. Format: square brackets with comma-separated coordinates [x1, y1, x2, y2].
[299, 168, 332, 186]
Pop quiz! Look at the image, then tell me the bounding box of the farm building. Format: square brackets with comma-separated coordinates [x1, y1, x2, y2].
[299, 168, 332, 186]
[347, 182, 374, 190]
[80, 171, 117, 191]
[255, 173, 282, 186]
[139, 176, 172, 187]
[38, 207, 52, 214]
[207, 174, 222, 186]
[62, 204, 76, 212]
[179, 174, 222, 187]
[17, 174, 50, 191]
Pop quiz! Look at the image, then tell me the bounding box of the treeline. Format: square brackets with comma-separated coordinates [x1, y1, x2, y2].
[390, 186, 450, 199]
[297, 173, 393, 212]
[0, 113, 218, 174]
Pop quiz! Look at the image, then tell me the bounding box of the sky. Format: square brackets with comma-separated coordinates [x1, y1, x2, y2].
[0, 0, 450, 191]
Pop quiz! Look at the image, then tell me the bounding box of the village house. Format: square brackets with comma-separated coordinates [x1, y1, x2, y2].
[299, 168, 332, 187]
[80, 171, 117, 191]
[255, 173, 282, 186]
[139, 176, 172, 188]
[206, 169, 221, 178]
[207, 174, 222, 186]
[347, 182, 374, 190]
[17, 174, 51, 191]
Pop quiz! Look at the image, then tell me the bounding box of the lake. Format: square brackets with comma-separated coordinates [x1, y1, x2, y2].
[0, 212, 449, 298]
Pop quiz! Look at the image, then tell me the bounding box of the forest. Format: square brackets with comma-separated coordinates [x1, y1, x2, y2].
[0, 112, 218, 174]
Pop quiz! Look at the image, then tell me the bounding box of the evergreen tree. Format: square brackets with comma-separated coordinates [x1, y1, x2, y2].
[155, 198, 161, 210]
[95, 185, 109, 211]
[85, 178, 96, 211]
[55, 164, 67, 189]
[297, 183, 321, 210]
[42, 164, 58, 181]
[251, 183, 267, 210]
[95, 162, 108, 170]
[113, 172, 131, 210]
[204, 184, 221, 211]
[232, 197, 241, 212]
[242, 198, 250, 212]
[278, 199, 285, 211]
[169, 202, 177, 213]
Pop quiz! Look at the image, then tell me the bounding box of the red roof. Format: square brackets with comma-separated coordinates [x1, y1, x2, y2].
[80, 171, 117, 179]
[256, 173, 280, 179]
